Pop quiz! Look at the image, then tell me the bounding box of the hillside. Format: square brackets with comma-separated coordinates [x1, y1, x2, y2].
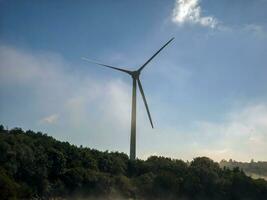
[0, 125, 267, 200]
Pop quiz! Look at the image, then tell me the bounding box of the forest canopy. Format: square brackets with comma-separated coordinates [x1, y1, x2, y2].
[0, 125, 267, 200]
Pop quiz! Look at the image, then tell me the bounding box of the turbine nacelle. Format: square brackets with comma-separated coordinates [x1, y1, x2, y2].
[130, 70, 141, 79]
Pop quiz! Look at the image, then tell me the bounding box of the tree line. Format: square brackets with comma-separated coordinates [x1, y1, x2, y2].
[0, 125, 267, 200]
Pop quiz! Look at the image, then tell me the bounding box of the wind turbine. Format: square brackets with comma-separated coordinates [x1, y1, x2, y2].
[82, 38, 174, 160]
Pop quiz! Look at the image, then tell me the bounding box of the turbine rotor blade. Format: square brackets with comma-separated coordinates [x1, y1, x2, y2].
[138, 37, 174, 72]
[137, 78, 154, 128]
[82, 57, 132, 74]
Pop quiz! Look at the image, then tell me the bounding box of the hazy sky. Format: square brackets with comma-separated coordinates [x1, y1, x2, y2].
[1, 0, 267, 161]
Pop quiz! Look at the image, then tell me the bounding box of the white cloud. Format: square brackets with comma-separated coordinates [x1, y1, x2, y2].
[243, 24, 267, 39]
[139, 103, 267, 162]
[40, 114, 59, 124]
[172, 0, 218, 28]
[0, 46, 43, 84]
[1, 45, 266, 161]
[0, 45, 149, 153]
[193, 104, 267, 161]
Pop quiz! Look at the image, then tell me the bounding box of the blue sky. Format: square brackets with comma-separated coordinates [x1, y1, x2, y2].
[1, 0, 267, 161]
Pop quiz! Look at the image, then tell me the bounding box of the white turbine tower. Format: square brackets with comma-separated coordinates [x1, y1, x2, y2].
[82, 38, 174, 160]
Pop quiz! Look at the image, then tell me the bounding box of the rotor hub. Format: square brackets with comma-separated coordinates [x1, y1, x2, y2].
[131, 70, 140, 79]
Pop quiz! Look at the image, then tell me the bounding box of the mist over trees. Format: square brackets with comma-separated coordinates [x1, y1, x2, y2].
[220, 159, 267, 180]
[0, 125, 267, 200]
